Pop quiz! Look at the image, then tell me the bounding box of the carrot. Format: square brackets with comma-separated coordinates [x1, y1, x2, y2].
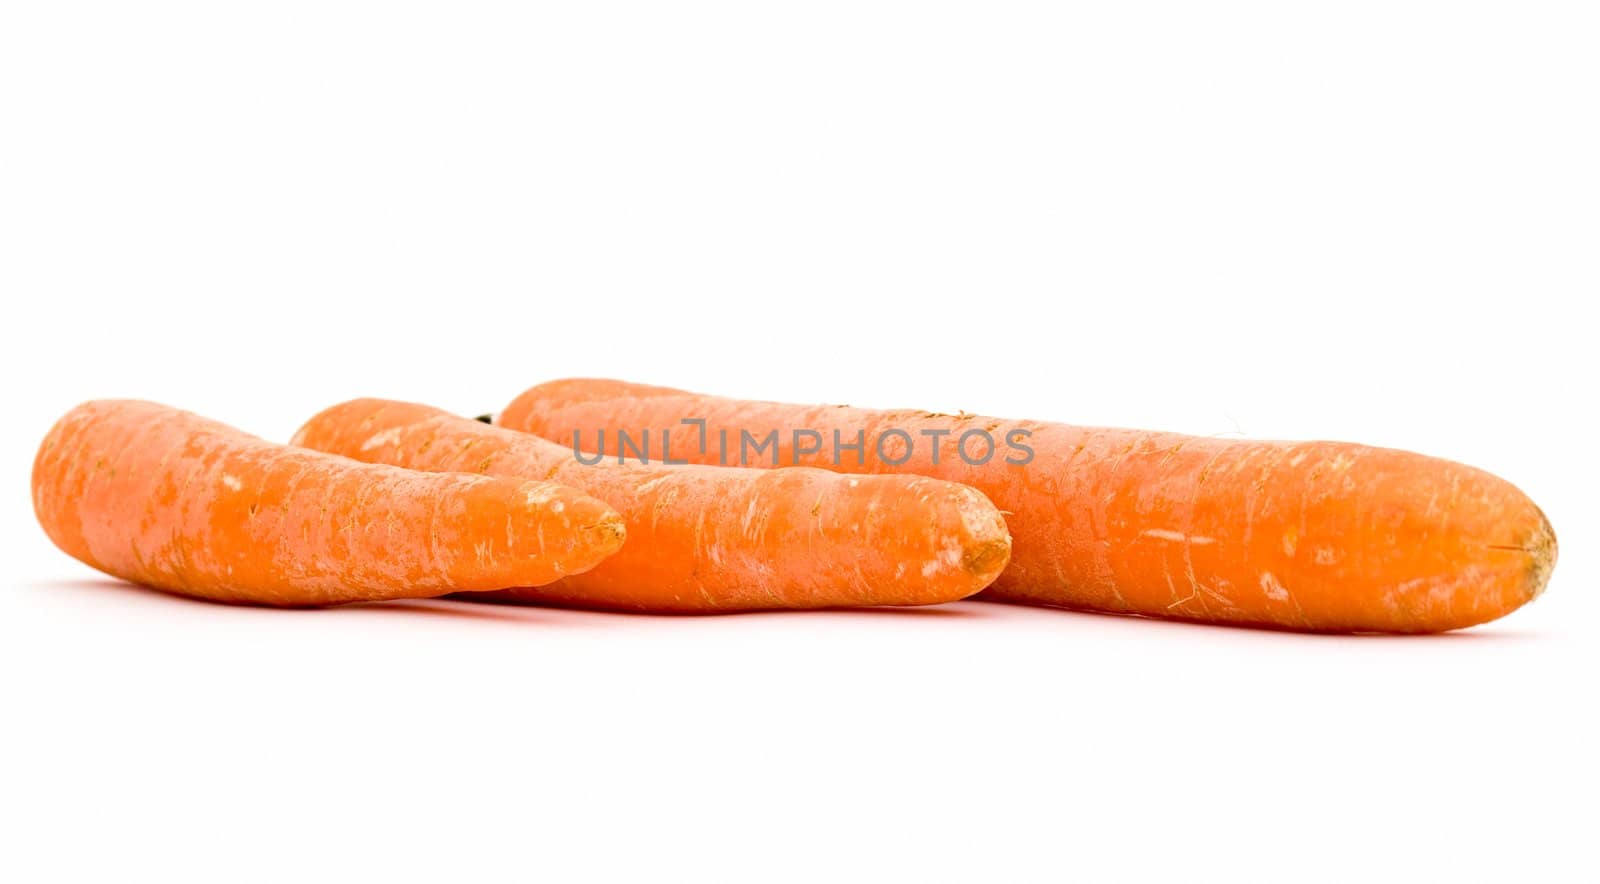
[291, 398, 1011, 612]
[33, 400, 626, 606]
[499, 379, 1558, 633]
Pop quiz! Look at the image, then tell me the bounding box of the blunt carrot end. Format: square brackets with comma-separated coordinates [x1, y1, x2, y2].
[964, 539, 1011, 581]
[1524, 511, 1558, 602]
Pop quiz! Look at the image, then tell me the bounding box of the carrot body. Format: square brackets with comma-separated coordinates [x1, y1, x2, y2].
[500, 379, 1558, 633]
[33, 400, 625, 605]
[292, 398, 1011, 612]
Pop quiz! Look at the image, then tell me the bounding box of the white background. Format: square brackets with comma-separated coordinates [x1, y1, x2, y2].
[3, 2, 1595, 881]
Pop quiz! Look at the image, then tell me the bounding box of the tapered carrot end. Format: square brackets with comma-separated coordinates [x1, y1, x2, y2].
[1522, 507, 1558, 602]
[956, 492, 1013, 589]
[583, 510, 629, 559]
[542, 491, 629, 577]
[963, 538, 1012, 583]
[1401, 469, 1558, 632]
[931, 483, 1013, 601]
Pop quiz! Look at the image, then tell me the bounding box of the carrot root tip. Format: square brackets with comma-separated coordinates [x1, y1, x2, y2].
[1525, 511, 1558, 601]
[962, 539, 1012, 579]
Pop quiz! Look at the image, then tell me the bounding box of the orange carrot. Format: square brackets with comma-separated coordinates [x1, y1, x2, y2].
[292, 398, 1011, 612]
[500, 379, 1558, 633]
[33, 400, 625, 606]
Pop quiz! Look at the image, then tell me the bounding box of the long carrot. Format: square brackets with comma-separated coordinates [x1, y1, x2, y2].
[33, 400, 626, 606]
[291, 398, 1011, 612]
[499, 379, 1558, 633]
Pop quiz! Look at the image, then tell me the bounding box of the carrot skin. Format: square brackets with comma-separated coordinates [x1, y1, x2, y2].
[33, 400, 625, 605]
[292, 399, 1011, 612]
[500, 379, 1558, 633]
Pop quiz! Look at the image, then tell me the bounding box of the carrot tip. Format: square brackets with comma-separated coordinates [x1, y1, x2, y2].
[962, 539, 1012, 581]
[1524, 510, 1558, 602]
[588, 516, 628, 554]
